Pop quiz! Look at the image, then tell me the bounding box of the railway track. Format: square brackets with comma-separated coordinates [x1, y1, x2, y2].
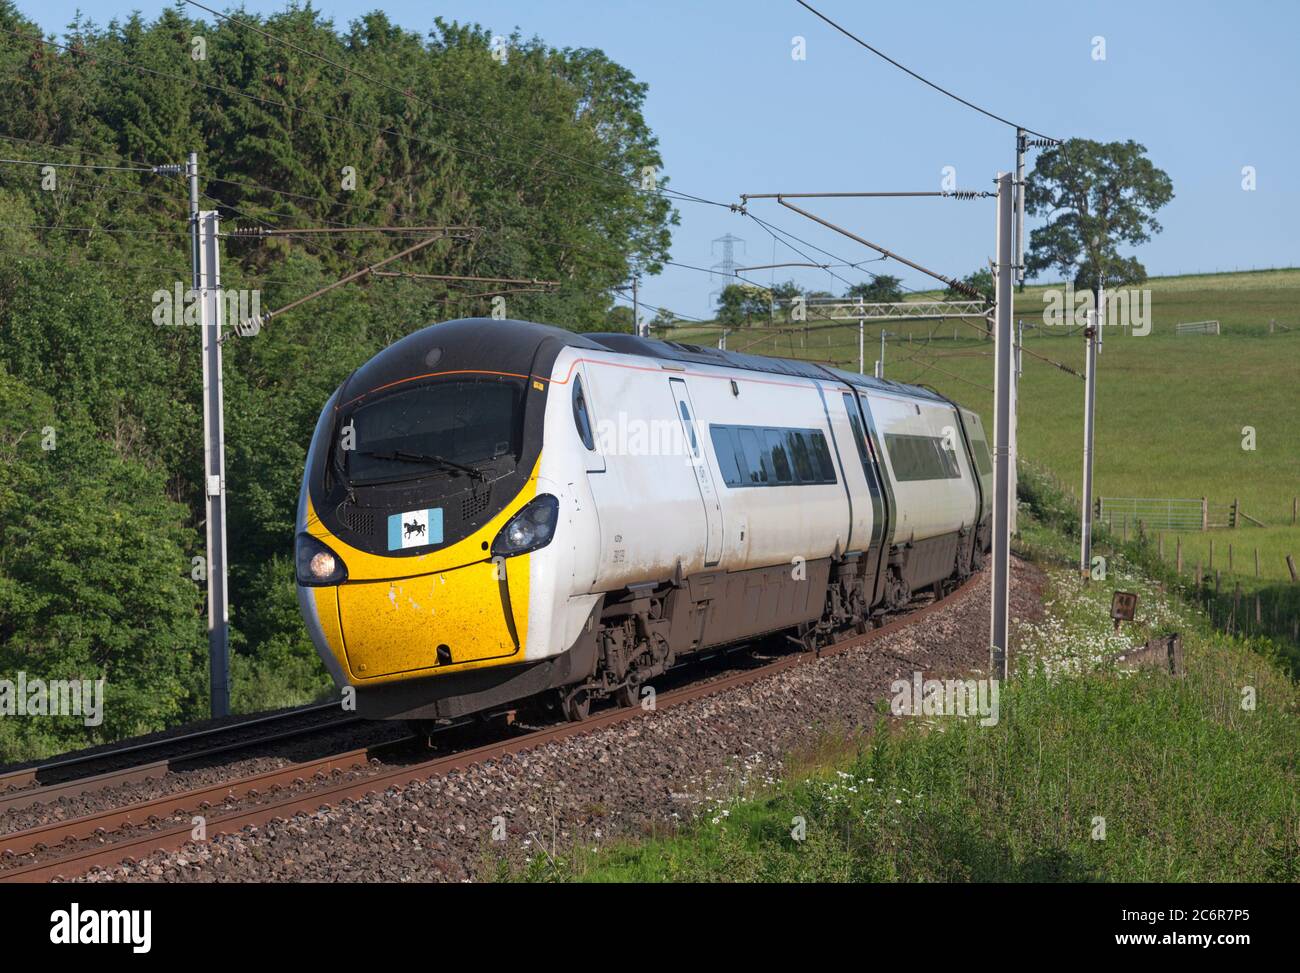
[0, 573, 979, 883]
[0, 701, 354, 813]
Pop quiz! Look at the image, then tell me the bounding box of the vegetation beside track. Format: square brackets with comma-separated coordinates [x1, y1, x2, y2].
[502, 473, 1300, 883]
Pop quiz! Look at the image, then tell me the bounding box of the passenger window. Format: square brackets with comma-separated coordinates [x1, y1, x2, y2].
[765, 429, 793, 483]
[811, 432, 836, 482]
[572, 376, 595, 450]
[709, 426, 744, 486]
[738, 428, 769, 483]
[787, 430, 815, 482]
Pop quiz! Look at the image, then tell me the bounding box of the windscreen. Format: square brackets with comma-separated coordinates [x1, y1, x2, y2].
[344, 378, 525, 484]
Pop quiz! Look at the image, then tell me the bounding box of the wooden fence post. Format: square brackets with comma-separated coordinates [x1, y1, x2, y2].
[1209, 538, 1215, 569]
[1176, 536, 1183, 574]
[1287, 554, 1298, 583]
[1254, 547, 1260, 578]
[1232, 497, 1240, 528]
[1293, 496, 1297, 526]
[1202, 496, 1208, 531]
[1228, 543, 1234, 573]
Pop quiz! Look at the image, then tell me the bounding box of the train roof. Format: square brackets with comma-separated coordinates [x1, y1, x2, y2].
[583, 332, 951, 403]
[337, 318, 953, 409]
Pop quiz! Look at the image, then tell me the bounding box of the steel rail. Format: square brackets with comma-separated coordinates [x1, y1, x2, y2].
[0, 737, 413, 859]
[0, 701, 345, 795]
[0, 716, 364, 814]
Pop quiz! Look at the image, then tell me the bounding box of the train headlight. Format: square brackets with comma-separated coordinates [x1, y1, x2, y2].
[492, 494, 559, 558]
[296, 533, 348, 585]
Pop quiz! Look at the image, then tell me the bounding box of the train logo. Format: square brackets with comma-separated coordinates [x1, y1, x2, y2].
[384, 508, 443, 550]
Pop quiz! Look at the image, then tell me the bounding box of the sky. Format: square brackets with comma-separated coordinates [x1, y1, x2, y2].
[19, 0, 1300, 319]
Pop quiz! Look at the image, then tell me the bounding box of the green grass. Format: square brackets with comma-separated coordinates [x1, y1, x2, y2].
[498, 502, 1300, 883]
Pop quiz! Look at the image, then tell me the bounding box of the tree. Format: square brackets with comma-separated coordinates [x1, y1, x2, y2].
[651, 307, 677, 330]
[606, 305, 636, 333]
[0, 2, 685, 757]
[715, 283, 772, 327]
[845, 276, 903, 303]
[1025, 139, 1173, 294]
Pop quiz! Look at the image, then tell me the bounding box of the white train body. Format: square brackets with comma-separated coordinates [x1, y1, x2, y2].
[296, 319, 992, 721]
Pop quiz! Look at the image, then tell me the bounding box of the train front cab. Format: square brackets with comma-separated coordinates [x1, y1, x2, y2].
[294, 319, 600, 720]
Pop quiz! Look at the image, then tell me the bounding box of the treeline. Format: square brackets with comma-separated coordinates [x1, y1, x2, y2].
[0, 1, 676, 759]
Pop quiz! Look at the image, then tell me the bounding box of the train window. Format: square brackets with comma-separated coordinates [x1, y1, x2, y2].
[737, 428, 769, 484]
[938, 440, 962, 478]
[678, 400, 699, 455]
[709, 426, 745, 486]
[765, 429, 794, 483]
[970, 437, 994, 476]
[841, 393, 871, 468]
[572, 375, 596, 451]
[345, 378, 524, 484]
[706, 424, 837, 488]
[884, 433, 963, 481]
[786, 430, 815, 482]
[810, 432, 837, 481]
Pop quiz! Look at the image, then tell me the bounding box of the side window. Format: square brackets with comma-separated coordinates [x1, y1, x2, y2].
[765, 429, 793, 483]
[737, 428, 769, 484]
[842, 393, 871, 467]
[810, 432, 837, 482]
[884, 433, 963, 481]
[787, 430, 814, 482]
[971, 437, 993, 476]
[707, 424, 839, 488]
[572, 375, 595, 450]
[678, 400, 699, 455]
[938, 439, 961, 478]
[709, 425, 744, 486]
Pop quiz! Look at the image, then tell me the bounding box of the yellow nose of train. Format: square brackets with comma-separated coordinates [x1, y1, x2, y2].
[298, 481, 538, 684]
[295, 318, 576, 721]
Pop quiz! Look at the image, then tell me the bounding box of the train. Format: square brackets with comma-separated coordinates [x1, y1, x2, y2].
[295, 317, 993, 723]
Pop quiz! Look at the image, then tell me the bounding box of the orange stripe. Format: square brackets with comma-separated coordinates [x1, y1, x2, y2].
[338, 368, 532, 409]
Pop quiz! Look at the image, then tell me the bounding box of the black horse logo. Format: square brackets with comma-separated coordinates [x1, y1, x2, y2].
[403, 520, 426, 540]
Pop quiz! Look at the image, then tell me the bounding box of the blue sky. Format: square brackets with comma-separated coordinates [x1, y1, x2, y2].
[22, 0, 1300, 318]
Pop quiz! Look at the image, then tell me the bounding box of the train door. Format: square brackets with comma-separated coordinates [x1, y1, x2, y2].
[668, 377, 723, 566]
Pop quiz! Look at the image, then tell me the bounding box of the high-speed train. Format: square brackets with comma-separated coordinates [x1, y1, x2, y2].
[296, 317, 993, 723]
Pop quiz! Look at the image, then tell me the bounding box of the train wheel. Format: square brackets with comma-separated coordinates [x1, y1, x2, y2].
[560, 688, 591, 722]
[613, 682, 639, 709]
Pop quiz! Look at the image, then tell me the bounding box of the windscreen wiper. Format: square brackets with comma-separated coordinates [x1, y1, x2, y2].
[358, 449, 487, 480]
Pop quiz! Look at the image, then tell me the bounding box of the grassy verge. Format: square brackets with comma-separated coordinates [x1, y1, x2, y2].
[500, 475, 1300, 883]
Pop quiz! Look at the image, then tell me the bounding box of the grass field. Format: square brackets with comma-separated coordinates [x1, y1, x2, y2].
[671, 267, 1300, 579]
